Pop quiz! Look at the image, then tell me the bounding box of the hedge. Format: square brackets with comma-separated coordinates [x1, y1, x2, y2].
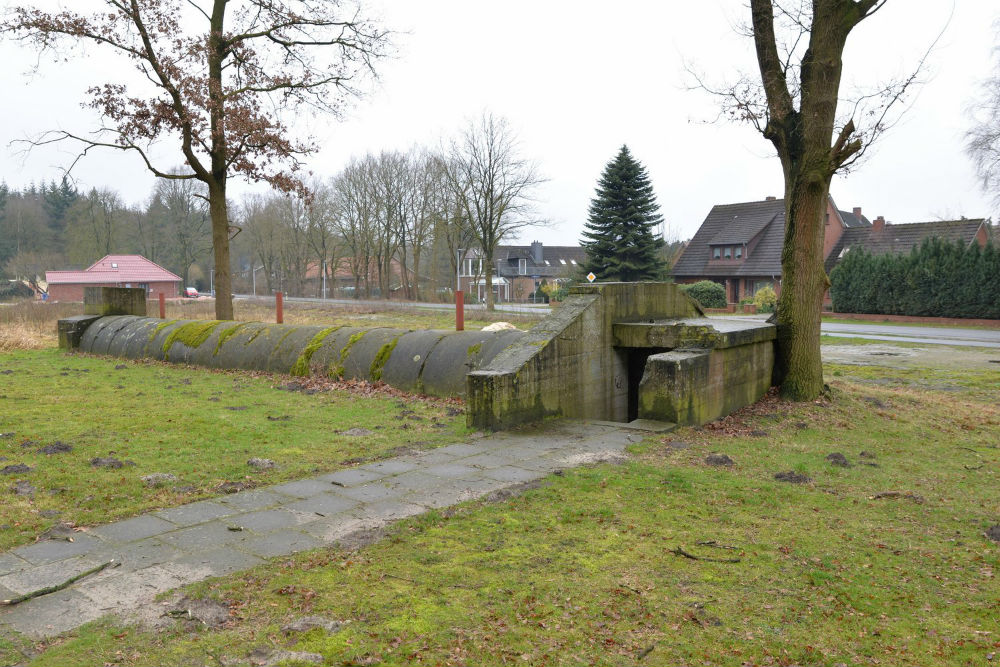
[829, 238, 1000, 319]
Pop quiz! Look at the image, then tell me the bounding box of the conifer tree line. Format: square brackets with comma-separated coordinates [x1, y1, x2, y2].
[830, 238, 1000, 319]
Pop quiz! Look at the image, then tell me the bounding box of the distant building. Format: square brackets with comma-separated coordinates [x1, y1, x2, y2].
[459, 241, 586, 303]
[672, 195, 990, 305]
[46, 255, 182, 302]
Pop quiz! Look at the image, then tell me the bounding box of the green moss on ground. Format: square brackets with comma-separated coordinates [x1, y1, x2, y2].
[466, 342, 482, 356]
[369, 335, 401, 382]
[291, 326, 342, 377]
[162, 321, 223, 360]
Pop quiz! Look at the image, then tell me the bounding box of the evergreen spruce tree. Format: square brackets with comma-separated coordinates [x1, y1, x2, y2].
[581, 145, 665, 281]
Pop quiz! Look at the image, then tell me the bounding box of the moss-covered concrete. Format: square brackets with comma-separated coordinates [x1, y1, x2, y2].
[83, 287, 147, 316]
[467, 282, 774, 430]
[64, 316, 520, 399]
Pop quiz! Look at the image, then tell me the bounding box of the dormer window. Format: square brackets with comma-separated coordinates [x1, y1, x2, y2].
[735, 246, 743, 259]
[518, 258, 527, 275]
[713, 247, 721, 259]
[723, 247, 732, 259]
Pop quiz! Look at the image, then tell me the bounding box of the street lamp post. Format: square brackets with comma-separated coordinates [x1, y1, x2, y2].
[252, 265, 264, 296]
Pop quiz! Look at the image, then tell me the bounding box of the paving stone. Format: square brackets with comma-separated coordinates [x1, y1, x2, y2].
[0, 583, 19, 603]
[267, 478, 333, 499]
[238, 529, 323, 559]
[0, 589, 103, 639]
[159, 521, 248, 551]
[329, 482, 401, 503]
[351, 499, 426, 524]
[89, 514, 176, 543]
[461, 452, 522, 469]
[317, 468, 386, 487]
[422, 463, 483, 479]
[283, 493, 358, 518]
[479, 466, 546, 484]
[386, 471, 453, 493]
[406, 448, 462, 465]
[406, 478, 506, 509]
[167, 547, 265, 578]
[91, 538, 182, 572]
[232, 509, 305, 533]
[10, 533, 104, 565]
[300, 514, 375, 542]
[0, 553, 29, 578]
[505, 457, 563, 473]
[154, 500, 236, 527]
[0, 556, 103, 596]
[433, 443, 491, 458]
[358, 459, 419, 476]
[78, 565, 186, 610]
[217, 489, 287, 512]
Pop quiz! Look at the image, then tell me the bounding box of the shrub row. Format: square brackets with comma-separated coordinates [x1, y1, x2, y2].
[830, 238, 1000, 319]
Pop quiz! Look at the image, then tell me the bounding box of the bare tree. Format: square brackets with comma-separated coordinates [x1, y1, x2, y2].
[967, 33, 1000, 212]
[332, 157, 378, 297]
[3, 0, 390, 319]
[444, 113, 544, 310]
[149, 177, 212, 287]
[707, 0, 923, 400]
[65, 188, 127, 263]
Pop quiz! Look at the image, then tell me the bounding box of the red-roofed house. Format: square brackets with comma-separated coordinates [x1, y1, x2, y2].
[46, 255, 182, 302]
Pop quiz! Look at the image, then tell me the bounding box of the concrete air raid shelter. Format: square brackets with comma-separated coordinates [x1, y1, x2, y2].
[61, 283, 776, 430]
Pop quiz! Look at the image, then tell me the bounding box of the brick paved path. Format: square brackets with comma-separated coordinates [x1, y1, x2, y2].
[0, 421, 644, 639]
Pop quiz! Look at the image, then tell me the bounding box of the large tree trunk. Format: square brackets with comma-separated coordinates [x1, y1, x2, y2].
[774, 172, 829, 398]
[208, 181, 234, 320]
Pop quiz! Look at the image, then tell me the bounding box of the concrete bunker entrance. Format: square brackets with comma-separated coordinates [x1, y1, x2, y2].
[624, 346, 670, 422]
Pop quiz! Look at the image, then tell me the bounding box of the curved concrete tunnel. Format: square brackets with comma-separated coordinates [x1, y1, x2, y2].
[76, 315, 525, 398]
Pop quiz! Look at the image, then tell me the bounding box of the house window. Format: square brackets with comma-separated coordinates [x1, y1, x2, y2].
[465, 258, 483, 276]
[735, 246, 743, 259]
[724, 247, 732, 259]
[518, 258, 526, 275]
[713, 247, 721, 259]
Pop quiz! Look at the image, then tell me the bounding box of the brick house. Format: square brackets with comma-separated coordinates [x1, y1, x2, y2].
[459, 242, 586, 303]
[672, 195, 990, 305]
[46, 255, 182, 302]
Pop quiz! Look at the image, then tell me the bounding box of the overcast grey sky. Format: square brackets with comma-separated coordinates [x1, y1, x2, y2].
[1, 0, 996, 245]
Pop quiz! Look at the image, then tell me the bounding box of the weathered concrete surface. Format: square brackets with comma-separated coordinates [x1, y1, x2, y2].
[467, 283, 776, 430]
[68, 316, 525, 399]
[0, 421, 641, 640]
[467, 283, 706, 429]
[84, 287, 147, 316]
[57, 315, 100, 350]
[637, 340, 774, 425]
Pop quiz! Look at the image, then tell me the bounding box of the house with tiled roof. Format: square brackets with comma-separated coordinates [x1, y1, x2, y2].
[673, 195, 990, 305]
[824, 217, 991, 274]
[460, 242, 586, 303]
[45, 255, 182, 302]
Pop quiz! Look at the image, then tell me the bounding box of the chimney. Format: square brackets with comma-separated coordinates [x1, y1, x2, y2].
[873, 216, 885, 231]
[530, 240, 543, 263]
[853, 206, 862, 217]
[765, 196, 776, 201]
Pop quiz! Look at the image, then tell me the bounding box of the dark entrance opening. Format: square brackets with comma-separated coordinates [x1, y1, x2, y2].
[626, 347, 668, 422]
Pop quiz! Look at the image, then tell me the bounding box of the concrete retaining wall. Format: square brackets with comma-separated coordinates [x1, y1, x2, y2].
[73, 315, 523, 398]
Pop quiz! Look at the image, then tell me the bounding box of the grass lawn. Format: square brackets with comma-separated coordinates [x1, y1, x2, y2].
[0, 349, 467, 552]
[7, 351, 998, 666]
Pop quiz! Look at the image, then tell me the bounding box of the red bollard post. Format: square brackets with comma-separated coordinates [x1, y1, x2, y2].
[158, 292, 165, 319]
[276, 291, 284, 324]
[456, 290, 464, 331]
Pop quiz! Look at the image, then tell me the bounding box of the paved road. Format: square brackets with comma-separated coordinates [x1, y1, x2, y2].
[0, 421, 640, 640]
[820, 322, 1000, 348]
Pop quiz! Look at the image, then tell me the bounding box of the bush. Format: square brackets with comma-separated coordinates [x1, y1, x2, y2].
[0, 281, 35, 301]
[681, 280, 726, 309]
[753, 285, 777, 313]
